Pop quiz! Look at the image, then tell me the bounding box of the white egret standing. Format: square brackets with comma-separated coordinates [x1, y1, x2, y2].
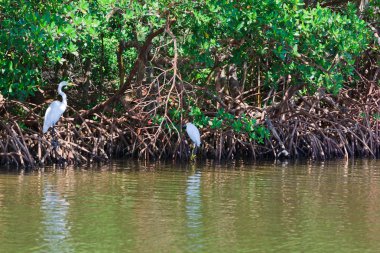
[43, 81, 75, 147]
[184, 123, 201, 160]
[185, 123, 201, 147]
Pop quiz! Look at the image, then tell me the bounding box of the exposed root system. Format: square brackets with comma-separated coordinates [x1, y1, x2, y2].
[0, 84, 378, 168]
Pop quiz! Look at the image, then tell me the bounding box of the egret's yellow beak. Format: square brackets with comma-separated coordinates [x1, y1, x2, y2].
[68, 82, 77, 87]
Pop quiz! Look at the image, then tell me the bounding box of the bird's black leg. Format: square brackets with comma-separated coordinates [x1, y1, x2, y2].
[51, 125, 59, 149]
[50, 126, 66, 164]
[192, 146, 198, 155]
[190, 145, 197, 161]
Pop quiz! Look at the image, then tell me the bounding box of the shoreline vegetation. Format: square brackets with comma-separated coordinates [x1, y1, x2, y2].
[0, 1, 379, 167]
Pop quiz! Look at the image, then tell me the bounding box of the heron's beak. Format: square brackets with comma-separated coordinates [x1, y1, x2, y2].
[67, 82, 77, 88]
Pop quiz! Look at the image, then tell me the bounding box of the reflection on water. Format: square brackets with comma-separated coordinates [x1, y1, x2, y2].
[186, 170, 204, 252]
[0, 160, 380, 252]
[41, 183, 71, 253]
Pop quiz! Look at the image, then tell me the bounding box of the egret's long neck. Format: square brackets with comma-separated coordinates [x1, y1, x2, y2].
[58, 86, 67, 106]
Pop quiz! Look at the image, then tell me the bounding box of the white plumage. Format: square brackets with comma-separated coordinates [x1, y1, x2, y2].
[185, 122, 201, 147]
[43, 81, 69, 133]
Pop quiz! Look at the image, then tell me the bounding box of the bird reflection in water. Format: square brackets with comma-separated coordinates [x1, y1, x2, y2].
[186, 170, 205, 251]
[41, 183, 72, 252]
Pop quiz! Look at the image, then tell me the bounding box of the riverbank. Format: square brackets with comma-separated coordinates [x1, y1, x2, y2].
[1, 1, 379, 168]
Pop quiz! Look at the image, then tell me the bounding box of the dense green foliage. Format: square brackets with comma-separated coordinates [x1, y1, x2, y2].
[1, 0, 373, 96]
[180, 1, 371, 94]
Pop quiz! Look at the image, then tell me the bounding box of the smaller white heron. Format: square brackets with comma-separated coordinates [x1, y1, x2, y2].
[43, 81, 75, 147]
[184, 122, 201, 160]
[185, 122, 201, 148]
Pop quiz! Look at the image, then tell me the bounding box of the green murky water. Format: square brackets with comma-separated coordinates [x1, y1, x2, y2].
[1, 160, 380, 253]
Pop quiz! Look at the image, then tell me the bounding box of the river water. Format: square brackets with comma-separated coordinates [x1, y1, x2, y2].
[0, 159, 380, 253]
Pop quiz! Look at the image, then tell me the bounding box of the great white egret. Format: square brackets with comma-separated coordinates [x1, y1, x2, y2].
[185, 122, 201, 147]
[43, 81, 75, 147]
